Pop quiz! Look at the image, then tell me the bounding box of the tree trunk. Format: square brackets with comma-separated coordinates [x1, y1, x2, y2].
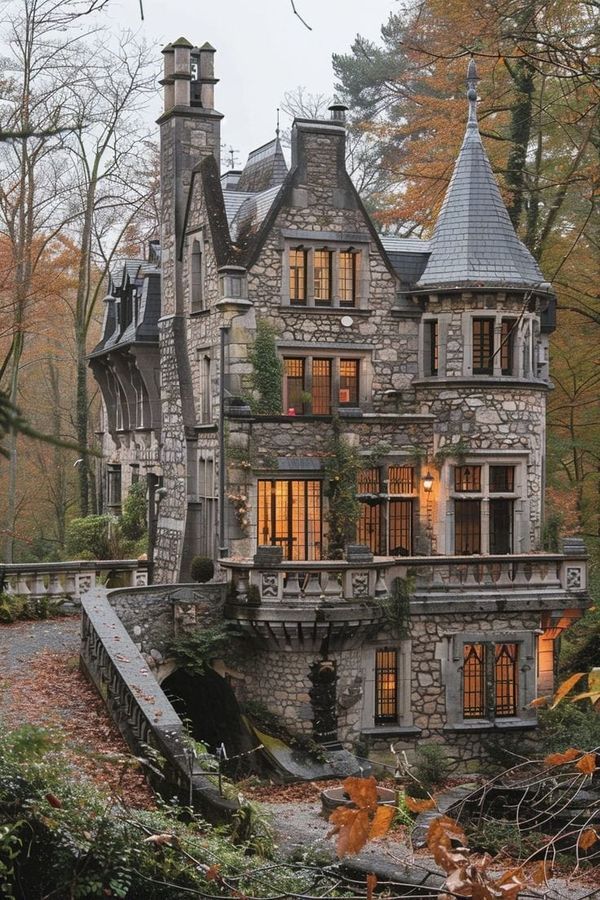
[505, 57, 535, 231]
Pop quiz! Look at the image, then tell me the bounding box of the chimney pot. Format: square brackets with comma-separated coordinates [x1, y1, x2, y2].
[329, 102, 348, 123]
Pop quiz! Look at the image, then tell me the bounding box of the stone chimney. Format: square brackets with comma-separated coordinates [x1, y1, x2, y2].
[290, 105, 348, 201]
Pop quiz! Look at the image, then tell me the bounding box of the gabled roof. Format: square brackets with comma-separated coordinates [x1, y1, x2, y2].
[417, 59, 547, 291]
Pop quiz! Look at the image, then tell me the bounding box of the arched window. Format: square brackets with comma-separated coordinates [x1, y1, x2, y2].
[190, 239, 203, 311]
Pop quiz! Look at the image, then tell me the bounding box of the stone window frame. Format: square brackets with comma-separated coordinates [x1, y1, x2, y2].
[196, 346, 213, 424]
[281, 237, 369, 310]
[360, 639, 414, 733]
[280, 346, 372, 414]
[442, 629, 537, 730]
[462, 311, 537, 379]
[419, 314, 449, 378]
[187, 228, 207, 315]
[107, 463, 122, 510]
[440, 453, 530, 556]
[357, 462, 418, 556]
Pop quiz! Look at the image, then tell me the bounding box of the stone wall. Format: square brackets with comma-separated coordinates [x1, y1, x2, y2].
[107, 582, 225, 674]
[232, 645, 364, 746]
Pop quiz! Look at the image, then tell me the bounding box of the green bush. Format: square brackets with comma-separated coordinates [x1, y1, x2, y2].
[538, 702, 600, 755]
[65, 515, 113, 560]
[190, 556, 214, 583]
[120, 481, 148, 542]
[0, 723, 329, 899]
[412, 743, 450, 790]
[0, 592, 27, 623]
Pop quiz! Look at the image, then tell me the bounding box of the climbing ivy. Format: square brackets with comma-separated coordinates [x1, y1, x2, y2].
[377, 575, 415, 637]
[324, 416, 363, 558]
[247, 320, 283, 415]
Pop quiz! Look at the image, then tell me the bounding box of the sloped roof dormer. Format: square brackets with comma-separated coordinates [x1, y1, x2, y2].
[417, 59, 549, 292]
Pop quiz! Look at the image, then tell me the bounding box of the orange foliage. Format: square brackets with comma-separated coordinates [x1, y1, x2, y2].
[327, 776, 395, 858]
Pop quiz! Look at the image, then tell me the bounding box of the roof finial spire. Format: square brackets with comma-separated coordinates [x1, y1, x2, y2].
[276, 107, 280, 140]
[466, 54, 479, 128]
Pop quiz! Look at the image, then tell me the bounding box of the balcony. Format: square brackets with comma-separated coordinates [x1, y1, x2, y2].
[221, 557, 390, 649]
[220, 540, 589, 644]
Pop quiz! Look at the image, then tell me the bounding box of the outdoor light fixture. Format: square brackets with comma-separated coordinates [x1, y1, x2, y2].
[423, 472, 434, 492]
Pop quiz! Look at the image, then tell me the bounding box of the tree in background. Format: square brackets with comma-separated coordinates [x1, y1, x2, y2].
[0, 0, 158, 559]
[333, 0, 598, 539]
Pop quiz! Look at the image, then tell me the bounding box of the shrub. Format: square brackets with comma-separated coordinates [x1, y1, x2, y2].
[120, 481, 148, 542]
[0, 592, 27, 623]
[538, 702, 600, 755]
[412, 743, 450, 790]
[65, 515, 113, 560]
[190, 556, 214, 583]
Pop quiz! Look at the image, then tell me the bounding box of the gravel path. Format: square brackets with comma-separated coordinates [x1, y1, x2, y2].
[0, 615, 80, 718]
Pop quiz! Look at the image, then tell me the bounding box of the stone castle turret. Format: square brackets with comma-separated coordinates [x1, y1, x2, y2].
[413, 58, 556, 554]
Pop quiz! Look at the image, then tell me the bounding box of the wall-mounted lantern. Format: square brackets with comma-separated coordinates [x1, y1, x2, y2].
[423, 471, 434, 493]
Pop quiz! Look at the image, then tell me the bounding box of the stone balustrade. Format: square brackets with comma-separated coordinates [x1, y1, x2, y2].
[221, 547, 588, 608]
[223, 558, 391, 606]
[0, 559, 148, 606]
[80, 589, 237, 822]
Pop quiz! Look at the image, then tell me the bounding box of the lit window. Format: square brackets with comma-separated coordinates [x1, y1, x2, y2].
[312, 359, 332, 414]
[463, 642, 518, 719]
[375, 649, 398, 723]
[357, 465, 415, 556]
[290, 249, 307, 305]
[285, 358, 306, 414]
[314, 250, 332, 305]
[339, 359, 359, 405]
[389, 466, 414, 494]
[455, 466, 481, 492]
[257, 479, 322, 561]
[339, 252, 356, 307]
[472, 318, 494, 374]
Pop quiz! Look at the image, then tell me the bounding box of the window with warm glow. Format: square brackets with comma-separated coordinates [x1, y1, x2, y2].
[375, 649, 398, 723]
[314, 250, 332, 305]
[312, 359, 332, 414]
[284, 358, 306, 413]
[463, 642, 518, 719]
[257, 479, 322, 561]
[339, 359, 359, 405]
[339, 251, 356, 307]
[289, 249, 307, 304]
[357, 465, 415, 555]
[500, 319, 515, 374]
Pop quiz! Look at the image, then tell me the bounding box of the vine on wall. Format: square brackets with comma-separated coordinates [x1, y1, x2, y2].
[324, 416, 363, 558]
[247, 320, 283, 415]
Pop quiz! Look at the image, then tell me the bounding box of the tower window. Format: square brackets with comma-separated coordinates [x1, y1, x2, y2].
[472, 318, 494, 374]
[501, 319, 515, 374]
[428, 320, 439, 375]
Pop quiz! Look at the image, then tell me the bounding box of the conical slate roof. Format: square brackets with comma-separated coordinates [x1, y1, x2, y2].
[417, 59, 546, 290]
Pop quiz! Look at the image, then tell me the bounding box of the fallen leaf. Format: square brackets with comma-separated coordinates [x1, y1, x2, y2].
[578, 828, 598, 850]
[543, 747, 581, 767]
[369, 805, 395, 839]
[46, 792, 62, 809]
[329, 806, 370, 858]
[549, 672, 586, 708]
[405, 796, 436, 814]
[576, 754, 597, 778]
[366, 872, 377, 900]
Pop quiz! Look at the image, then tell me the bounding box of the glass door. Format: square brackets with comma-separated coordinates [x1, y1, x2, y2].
[257, 480, 322, 560]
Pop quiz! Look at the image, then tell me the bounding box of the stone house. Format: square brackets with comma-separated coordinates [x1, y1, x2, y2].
[90, 42, 588, 765]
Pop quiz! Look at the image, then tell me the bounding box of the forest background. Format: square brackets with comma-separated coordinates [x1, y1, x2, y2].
[0, 0, 597, 582]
